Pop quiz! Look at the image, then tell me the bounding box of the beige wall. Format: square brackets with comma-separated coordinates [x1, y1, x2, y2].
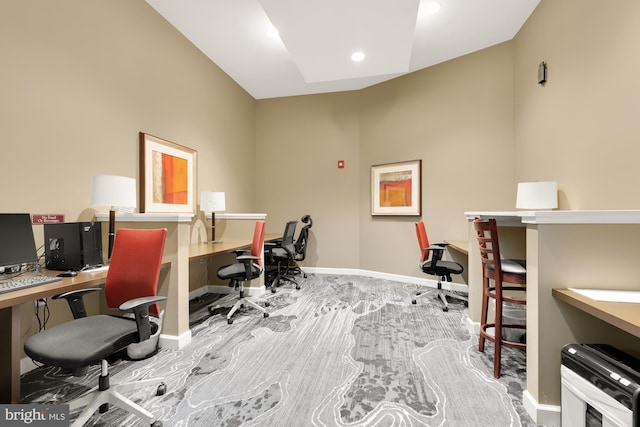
[514, 0, 640, 209]
[255, 93, 361, 268]
[513, 0, 640, 409]
[255, 43, 516, 276]
[359, 43, 516, 276]
[0, 0, 256, 224]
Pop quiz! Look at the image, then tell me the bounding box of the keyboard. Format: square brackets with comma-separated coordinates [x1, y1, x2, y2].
[0, 275, 62, 294]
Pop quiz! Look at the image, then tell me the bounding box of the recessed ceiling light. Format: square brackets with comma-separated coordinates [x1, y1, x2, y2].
[425, 2, 441, 14]
[267, 24, 279, 39]
[351, 51, 365, 62]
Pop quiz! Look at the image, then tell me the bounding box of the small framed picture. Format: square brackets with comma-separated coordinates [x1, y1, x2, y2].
[371, 160, 421, 216]
[139, 132, 197, 214]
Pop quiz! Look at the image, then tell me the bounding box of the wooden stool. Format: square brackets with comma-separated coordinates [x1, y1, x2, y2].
[473, 217, 527, 378]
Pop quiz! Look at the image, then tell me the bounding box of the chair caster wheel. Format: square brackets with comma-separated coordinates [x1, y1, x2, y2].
[411, 300, 417, 304]
[265, 301, 271, 307]
[151, 421, 163, 427]
[442, 307, 449, 312]
[227, 318, 234, 324]
[263, 312, 269, 318]
[295, 285, 300, 290]
[271, 288, 277, 294]
[303, 274, 307, 278]
[156, 383, 167, 396]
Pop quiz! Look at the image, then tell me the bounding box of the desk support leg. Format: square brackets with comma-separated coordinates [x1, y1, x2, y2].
[0, 306, 21, 403]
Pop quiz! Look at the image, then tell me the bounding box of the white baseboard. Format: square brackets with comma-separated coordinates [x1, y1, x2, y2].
[303, 267, 468, 293]
[523, 390, 561, 427]
[159, 329, 192, 349]
[465, 316, 480, 336]
[20, 357, 40, 375]
[189, 284, 267, 300]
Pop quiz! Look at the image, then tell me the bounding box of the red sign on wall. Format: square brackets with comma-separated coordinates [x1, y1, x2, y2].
[32, 214, 65, 224]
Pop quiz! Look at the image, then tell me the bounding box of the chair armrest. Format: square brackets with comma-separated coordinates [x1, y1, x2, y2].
[428, 242, 449, 248]
[52, 288, 102, 319]
[263, 242, 277, 262]
[236, 255, 261, 277]
[119, 296, 167, 342]
[232, 249, 251, 257]
[423, 245, 446, 266]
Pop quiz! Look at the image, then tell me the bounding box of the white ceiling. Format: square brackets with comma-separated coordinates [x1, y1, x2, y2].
[145, 0, 540, 100]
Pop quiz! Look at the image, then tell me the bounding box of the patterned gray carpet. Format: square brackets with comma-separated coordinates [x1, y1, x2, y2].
[21, 274, 536, 426]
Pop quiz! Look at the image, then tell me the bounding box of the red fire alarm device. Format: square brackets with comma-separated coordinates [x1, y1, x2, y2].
[338, 160, 345, 169]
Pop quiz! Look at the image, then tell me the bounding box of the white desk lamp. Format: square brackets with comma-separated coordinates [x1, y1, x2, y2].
[516, 181, 558, 210]
[90, 175, 137, 259]
[200, 191, 226, 242]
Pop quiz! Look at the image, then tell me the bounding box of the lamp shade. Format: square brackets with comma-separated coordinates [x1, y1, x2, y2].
[90, 175, 137, 208]
[200, 191, 226, 212]
[516, 181, 558, 210]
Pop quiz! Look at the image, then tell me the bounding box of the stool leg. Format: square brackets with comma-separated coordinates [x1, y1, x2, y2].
[479, 275, 489, 352]
[493, 286, 503, 378]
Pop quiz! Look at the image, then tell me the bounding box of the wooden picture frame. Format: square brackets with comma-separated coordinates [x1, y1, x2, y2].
[371, 159, 421, 216]
[139, 132, 197, 214]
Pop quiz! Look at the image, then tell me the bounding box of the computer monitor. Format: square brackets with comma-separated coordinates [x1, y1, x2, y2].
[0, 213, 38, 271]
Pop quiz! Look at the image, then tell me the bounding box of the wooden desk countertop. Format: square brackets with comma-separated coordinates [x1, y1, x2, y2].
[552, 288, 640, 338]
[189, 234, 281, 261]
[0, 268, 109, 310]
[444, 240, 469, 255]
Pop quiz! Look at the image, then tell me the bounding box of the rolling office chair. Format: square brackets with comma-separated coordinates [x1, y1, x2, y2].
[24, 228, 168, 427]
[290, 214, 313, 279]
[474, 217, 527, 378]
[207, 220, 270, 324]
[264, 220, 299, 293]
[411, 221, 466, 312]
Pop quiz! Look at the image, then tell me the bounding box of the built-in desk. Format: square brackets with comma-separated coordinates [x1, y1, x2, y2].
[443, 240, 468, 255]
[1, 268, 110, 403]
[189, 234, 281, 261]
[553, 288, 640, 338]
[465, 210, 640, 426]
[189, 234, 281, 293]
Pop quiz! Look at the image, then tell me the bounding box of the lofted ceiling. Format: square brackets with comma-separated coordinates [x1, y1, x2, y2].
[145, 0, 540, 100]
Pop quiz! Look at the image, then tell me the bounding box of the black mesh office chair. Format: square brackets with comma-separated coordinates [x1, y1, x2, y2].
[265, 220, 299, 293]
[290, 214, 312, 279]
[24, 228, 168, 427]
[207, 221, 270, 324]
[411, 221, 466, 312]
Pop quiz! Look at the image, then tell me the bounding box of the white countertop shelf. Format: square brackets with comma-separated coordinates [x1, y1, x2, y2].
[465, 210, 640, 225]
[95, 213, 195, 222]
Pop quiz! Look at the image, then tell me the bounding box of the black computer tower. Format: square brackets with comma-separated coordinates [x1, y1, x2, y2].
[44, 222, 103, 271]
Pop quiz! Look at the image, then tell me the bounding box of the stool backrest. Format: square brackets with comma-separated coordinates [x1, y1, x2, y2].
[473, 217, 503, 276]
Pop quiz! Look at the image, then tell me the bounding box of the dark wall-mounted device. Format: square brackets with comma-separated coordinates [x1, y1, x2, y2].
[538, 61, 547, 85]
[44, 222, 103, 271]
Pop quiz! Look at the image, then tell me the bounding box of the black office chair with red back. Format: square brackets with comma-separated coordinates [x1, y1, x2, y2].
[24, 228, 168, 427]
[207, 220, 270, 324]
[411, 221, 466, 312]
